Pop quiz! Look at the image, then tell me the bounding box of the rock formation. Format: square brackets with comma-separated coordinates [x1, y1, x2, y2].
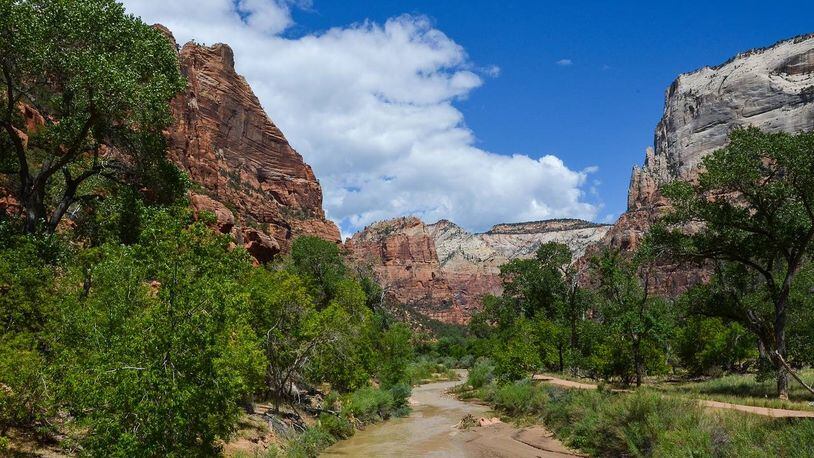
[597, 33, 814, 294]
[160, 25, 340, 258]
[347, 217, 611, 324]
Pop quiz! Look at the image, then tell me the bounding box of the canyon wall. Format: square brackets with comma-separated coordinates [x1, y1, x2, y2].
[596, 33, 814, 294]
[347, 217, 611, 324]
[161, 26, 340, 260]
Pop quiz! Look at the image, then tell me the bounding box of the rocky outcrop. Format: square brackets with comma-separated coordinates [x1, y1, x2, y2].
[161, 25, 339, 257]
[599, 33, 814, 294]
[346, 217, 462, 323]
[347, 217, 611, 324]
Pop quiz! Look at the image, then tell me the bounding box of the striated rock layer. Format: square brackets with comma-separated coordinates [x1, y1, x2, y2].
[595, 33, 814, 295]
[160, 25, 339, 258]
[347, 217, 611, 324]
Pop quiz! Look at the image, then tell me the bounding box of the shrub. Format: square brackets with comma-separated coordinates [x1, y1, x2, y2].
[387, 383, 412, 416]
[344, 387, 395, 423]
[318, 413, 354, 440]
[467, 359, 495, 389]
[458, 354, 475, 369]
[286, 426, 334, 458]
[486, 380, 547, 416]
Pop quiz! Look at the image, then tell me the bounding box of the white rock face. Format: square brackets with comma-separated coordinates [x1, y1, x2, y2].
[629, 34, 814, 210]
[428, 219, 612, 273]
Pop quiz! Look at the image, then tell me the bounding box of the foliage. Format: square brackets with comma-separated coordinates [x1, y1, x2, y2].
[49, 210, 264, 455]
[289, 236, 347, 306]
[675, 315, 756, 376]
[467, 358, 496, 389]
[476, 379, 814, 457]
[590, 248, 674, 386]
[343, 387, 396, 423]
[377, 323, 414, 387]
[651, 127, 814, 397]
[482, 379, 547, 416]
[0, 0, 186, 233]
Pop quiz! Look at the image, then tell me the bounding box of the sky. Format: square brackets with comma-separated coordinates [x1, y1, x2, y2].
[121, 0, 814, 237]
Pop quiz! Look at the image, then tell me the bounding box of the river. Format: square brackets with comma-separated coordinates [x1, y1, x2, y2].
[322, 375, 579, 457]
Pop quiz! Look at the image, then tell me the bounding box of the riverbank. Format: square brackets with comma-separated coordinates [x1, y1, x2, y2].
[457, 377, 814, 457]
[323, 376, 580, 457]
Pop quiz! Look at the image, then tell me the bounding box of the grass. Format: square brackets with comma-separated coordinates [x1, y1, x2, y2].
[652, 370, 814, 412]
[464, 379, 814, 457]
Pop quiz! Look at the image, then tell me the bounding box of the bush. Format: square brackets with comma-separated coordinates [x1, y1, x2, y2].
[387, 383, 412, 414]
[286, 426, 334, 458]
[406, 358, 457, 385]
[467, 359, 495, 389]
[458, 354, 475, 369]
[318, 413, 354, 440]
[478, 380, 814, 457]
[485, 380, 547, 416]
[344, 387, 395, 423]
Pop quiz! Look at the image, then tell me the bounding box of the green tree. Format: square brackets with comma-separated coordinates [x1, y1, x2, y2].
[51, 210, 263, 455]
[377, 323, 413, 387]
[591, 248, 673, 387]
[244, 268, 319, 411]
[0, 0, 185, 233]
[290, 236, 347, 306]
[651, 127, 814, 398]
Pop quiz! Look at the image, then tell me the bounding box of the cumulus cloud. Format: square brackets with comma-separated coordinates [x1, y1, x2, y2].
[122, 0, 600, 236]
[556, 58, 573, 66]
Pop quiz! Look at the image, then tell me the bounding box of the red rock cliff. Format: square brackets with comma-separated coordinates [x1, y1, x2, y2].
[160, 25, 339, 259]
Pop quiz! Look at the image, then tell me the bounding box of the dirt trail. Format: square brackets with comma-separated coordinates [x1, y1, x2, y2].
[323, 375, 582, 457]
[532, 374, 814, 418]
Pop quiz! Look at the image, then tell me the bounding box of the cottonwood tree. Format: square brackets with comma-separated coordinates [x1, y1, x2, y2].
[591, 248, 672, 387]
[0, 0, 184, 233]
[651, 127, 814, 399]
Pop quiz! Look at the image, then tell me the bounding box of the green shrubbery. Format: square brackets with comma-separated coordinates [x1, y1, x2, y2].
[473, 379, 814, 457]
[466, 359, 495, 389]
[405, 358, 458, 385]
[0, 206, 416, 453]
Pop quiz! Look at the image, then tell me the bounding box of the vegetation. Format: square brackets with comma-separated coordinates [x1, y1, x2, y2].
[1, 0, 814, 455]
[0, 0, 186, 233]
[0, 2, 426, 452]
[464, 379, 814, 457]
[651, 127, 814, 398]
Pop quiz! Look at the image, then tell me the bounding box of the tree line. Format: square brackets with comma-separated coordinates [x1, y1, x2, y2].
[468, 127, 814, 401]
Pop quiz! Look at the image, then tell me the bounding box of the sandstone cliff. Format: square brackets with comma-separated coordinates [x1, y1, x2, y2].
[161, 26, 340, 260]
[598, 33, 814, 294]
[347, 217, 611, 324]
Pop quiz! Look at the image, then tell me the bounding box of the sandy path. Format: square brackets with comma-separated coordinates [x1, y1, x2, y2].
[322, 376, 581, 457]
[532, 374, 814, 418]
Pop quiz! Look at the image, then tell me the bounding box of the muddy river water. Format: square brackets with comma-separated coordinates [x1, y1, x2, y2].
[322, 374, 579, 457]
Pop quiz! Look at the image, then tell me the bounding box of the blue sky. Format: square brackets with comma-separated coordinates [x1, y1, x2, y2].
[125, 0, 814, 236]
[288, 0, 814, 219]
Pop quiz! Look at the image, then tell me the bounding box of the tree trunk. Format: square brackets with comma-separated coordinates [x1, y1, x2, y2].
[633, 338, 643, 388]
[775, 297, 789, 400]
[558, 344, 564, 373]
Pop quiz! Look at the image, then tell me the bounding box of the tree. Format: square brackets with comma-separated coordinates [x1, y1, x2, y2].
[591, 248, 672, 387]
[51, 210, 263, 455]
[377, 323, 413, 387]
[290, 236, 347, 306]
[245, 268, 321, 411]
[0, 0, 185, 233]
[651, 127, 814, 398]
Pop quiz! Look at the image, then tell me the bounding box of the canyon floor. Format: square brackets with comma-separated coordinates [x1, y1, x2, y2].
[322, 373, 580, 457]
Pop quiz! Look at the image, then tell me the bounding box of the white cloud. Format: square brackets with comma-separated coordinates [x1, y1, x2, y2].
[556, 58, 573, 66]
[122, 0, 600, 236]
